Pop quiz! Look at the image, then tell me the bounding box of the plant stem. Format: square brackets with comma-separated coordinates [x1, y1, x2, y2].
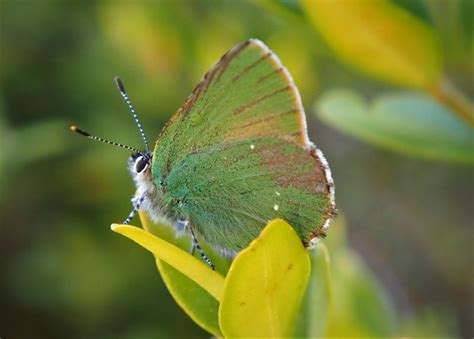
[427, 79, 474, 127]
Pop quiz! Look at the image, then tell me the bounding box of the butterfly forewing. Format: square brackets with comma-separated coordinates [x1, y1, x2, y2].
[154, 40, 306, 170]
[152, 39, 334, 253]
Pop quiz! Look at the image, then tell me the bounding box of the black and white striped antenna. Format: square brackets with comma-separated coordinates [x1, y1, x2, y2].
[70, 126, 142, 153]
[114, 76, 150, 152]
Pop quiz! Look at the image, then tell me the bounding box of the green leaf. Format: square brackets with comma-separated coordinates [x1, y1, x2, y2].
[327, 248, 396, 336]
[219, 219, 311, 337]
[295, 243, 332, 338]
[302, 0, 442, 88]
[138, 213, 230, 336]
[317, 90, 474, 164]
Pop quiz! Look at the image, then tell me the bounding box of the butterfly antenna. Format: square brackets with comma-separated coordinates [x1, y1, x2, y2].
[70, 125, 142, 153]
[114, 76, 150, 151]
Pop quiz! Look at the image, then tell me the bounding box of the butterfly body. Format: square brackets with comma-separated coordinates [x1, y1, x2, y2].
[131, 39, 336, 257]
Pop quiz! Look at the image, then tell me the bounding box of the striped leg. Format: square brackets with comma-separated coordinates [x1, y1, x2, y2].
[122, 195, 145, 224]
[189, 226, 215, 270]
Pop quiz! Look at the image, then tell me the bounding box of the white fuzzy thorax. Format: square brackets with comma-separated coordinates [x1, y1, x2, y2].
[129, 156, 172, 227]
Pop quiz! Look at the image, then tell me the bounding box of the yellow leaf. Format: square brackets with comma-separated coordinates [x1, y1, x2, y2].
[111, 224, 225, 302]
[219, 219, 311, 337]
[138, 213, 228, 337]
[303, 0, 442, 88]
[156, 260, 222, 336]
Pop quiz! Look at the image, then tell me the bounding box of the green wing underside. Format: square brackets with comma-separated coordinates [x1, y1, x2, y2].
[152, 39, 330, 252]
[162, 137, 329, 252]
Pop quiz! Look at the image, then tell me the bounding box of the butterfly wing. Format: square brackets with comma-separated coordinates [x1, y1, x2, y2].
[152, 39, 335, 253]
[153, 39, 308, 175]
[162, 136, 333, 254]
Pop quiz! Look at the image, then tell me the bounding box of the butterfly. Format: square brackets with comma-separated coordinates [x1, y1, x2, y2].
[71, 39, 336, 269]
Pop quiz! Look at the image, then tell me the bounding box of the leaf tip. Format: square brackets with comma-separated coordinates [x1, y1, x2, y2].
[110, 223, 122, 232]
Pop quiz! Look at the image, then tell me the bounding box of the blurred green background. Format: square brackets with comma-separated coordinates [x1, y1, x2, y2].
[1, 0, 472, 338]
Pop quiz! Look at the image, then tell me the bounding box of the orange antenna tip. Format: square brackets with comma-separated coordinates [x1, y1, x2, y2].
[70, 125, 90, 137]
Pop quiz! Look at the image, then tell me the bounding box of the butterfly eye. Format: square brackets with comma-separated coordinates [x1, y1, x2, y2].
[135, 156, 149, 173]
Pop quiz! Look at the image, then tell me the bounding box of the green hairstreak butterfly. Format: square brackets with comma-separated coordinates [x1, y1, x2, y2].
[71, 39, 336, 269]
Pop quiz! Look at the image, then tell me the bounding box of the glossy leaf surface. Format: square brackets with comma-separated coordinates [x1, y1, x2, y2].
[219, 219, 311, 337]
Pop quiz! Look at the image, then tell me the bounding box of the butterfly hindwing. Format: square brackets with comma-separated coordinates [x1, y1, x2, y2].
[161, 137, 331, 253]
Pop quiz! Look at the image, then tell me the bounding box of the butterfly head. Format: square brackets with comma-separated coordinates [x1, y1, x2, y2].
[129, 151, 153, 181]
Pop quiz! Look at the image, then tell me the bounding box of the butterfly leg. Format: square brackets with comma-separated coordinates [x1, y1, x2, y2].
[188, 225, 215, 270]
[177, 219, 197, 255]
[122, 195, 145, 224]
